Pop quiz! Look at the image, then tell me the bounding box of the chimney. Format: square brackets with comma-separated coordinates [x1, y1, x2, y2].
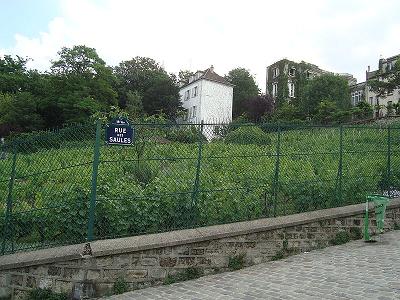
[367, 65, 370, 72]
[210, 65, 214, 72]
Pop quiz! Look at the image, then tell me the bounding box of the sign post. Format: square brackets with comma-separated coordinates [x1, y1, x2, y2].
[105, 118, 134, 146]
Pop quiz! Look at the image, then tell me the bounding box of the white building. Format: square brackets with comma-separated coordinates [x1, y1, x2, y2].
[179, 66, 234, 124]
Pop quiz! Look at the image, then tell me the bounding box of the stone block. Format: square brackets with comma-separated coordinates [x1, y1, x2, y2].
[63, 268, 85, 280]
[54, 279, 73, 294]
[148, 268, 166, 279]
[177, 257, 196, 266]
[190, 248, 205, 255]
[48, 266, 62, 276]
[160, 257, 177, 267]
[29, 266, 49, 276]
[38, 277, 53, 289]
[26, 276, 37, 288]
[87, 269, 101, 280]
[94, 256, 113, 267]
[113, 254, 131, 268]
[126, 270, 147, 280]
[102, 269, 122, 280]
[140, 257, 158, 266]
[10, 274, 24, 287]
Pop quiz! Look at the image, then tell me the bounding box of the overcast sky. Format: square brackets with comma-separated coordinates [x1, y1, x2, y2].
[1, 0, 399, 92]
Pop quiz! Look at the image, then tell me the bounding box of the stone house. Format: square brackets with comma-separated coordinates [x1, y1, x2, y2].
[361, 54, 400, 117]
[178, 66, 234, 124]
[266, 59, 356, 108]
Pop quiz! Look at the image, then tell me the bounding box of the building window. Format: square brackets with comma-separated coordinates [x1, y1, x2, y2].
[185, 90, 190, 101]
[306, 71, 311, 79]
[369, 97, 373, 105]
[288, 81, 295, 97]
[192, 86, 198, 97]
[192, 106, 196, 118]
[273, 67, 279, 78]
[272, 83, 278, 97]
[289, 67, 295, 77]
[351, 90, 363, 106]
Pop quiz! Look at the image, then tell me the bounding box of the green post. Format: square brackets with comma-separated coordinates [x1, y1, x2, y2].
[87, 120, 101, 242]
[386, 125, 392, 194]
[272, 126, 281, 217]
[191, 121, 204, 226]
[364, 197, 370, 241]
[1, 147, 17, 254]
[336, 125, 343, 205]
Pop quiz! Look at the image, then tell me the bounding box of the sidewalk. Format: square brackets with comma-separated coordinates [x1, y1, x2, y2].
[104, 231, 400, 300]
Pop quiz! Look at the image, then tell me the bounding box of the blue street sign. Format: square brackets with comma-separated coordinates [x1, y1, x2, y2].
[105, 118, 134, 145]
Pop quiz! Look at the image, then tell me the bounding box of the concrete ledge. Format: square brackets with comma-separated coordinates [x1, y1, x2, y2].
[1, 198, 399, 271]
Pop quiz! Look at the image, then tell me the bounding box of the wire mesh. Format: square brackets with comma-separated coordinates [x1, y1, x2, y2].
[1, 121, 398, 255]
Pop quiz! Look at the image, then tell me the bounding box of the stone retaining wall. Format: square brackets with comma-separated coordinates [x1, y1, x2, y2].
[1, 199, 400, 299]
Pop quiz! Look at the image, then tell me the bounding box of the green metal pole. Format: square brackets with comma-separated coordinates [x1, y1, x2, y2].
[386, 125, 392, 194]
[87, 120, 101, 242]
[336, 125, 343, 205]
[1, 146, 17, 255]
[273, 126, 281, 217]
[364, 197, 370, 241]
[191, 121, 204, 226]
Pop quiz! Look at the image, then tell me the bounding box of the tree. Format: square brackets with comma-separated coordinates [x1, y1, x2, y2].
[302, 74, 351, 116]
[243, 94, 274, 122]
[114, 57, 181, 118]
[225, 68, 259, 118]
[370, 59, 400, 96]
[272, 102, 304, 122]
[48, 45, 117, 125]
[0, 92, 44, 135]
[314, 100, 338, 125]
[178, 70, 194, 84]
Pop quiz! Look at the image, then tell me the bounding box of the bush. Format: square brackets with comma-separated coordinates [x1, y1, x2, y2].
[225, 126, 271, 145]
[163, 267, 203, 285]
[228, 253, 246, 270]
[24, 288, 68, 300]
[113, 277, 130, 295]
[166, 126, 199, 143]
[330, 231, 351, 245]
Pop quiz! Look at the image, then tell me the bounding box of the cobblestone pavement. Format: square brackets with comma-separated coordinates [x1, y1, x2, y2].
[104, 231, 400, 300]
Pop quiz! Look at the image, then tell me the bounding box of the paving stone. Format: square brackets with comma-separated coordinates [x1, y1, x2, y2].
[102, 231, 400, 299]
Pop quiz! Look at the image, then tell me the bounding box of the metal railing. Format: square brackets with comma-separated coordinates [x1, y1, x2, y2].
[1, 121, 399, 255]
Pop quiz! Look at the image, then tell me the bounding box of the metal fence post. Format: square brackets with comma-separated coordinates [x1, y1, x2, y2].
[191, 121, 204, 226]
[272, 126, 281, 217]
[87, 120, 101, 242]
[1, 145, 17, 255]
[386, 125, 392, 194]
[336, 125, 344, 205]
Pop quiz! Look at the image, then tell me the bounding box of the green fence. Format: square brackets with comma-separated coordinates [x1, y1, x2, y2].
[1, 121, 399, 255]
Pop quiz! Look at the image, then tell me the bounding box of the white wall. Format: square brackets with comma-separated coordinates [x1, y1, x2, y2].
[199, 80, 233, 123]
[179, 81, 203, 123]
[179, 79, 233, 123]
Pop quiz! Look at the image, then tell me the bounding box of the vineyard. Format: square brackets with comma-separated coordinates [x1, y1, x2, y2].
[1, 122, 399, 255]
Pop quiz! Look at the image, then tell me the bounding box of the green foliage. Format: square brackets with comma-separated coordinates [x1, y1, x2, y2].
[113, 277, 130, 295]
[370, 59, 400, 95]
[163, 267, 203, 285]
[225, 68, 259, 118]
[24, 288, 68, 300]
[330, 231, 351, 245]
[225, 126, 271, 145]
[228, 253, 246, 270]
[349, 227, 362, 240]
[303, 74, 351, 116]
[166, 126, 199, 143]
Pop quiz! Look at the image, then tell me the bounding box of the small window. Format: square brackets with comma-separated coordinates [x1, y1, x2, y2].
[369, 97, 373, 105]
[272, 83, 278, 97]
[289, 68, 295, 76]
[273, 67, 279, 78]
[306, 71, 311, 79]
[288, 81, 295, 98]
[192, 106, 196, 118]
[192, 86, 198, 97]
[185, 90, 190, 101]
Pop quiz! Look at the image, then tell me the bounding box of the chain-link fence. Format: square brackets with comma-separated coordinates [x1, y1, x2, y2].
[1, 121, 398, 255]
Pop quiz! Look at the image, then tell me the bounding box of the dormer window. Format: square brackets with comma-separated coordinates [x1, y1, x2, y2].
[289, 67, 295, 77]
[185, 90, 190, 101]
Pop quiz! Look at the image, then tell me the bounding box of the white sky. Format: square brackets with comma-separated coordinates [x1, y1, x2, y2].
[1, 0, 400, 92]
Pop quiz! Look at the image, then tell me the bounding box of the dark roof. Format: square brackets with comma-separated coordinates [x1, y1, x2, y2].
[366, 70, 378, 80]
[180, 67, 234, 88]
